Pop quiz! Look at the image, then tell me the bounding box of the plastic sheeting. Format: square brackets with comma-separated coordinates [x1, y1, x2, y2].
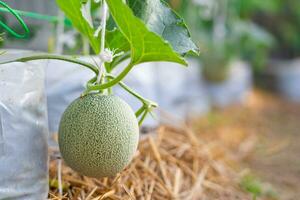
[45, 58, 94, 134]
[205, 60, 252, 108]
[0, 53, 49, 199]
[271, 59, 300, 102]
[156, 59, 210, 120]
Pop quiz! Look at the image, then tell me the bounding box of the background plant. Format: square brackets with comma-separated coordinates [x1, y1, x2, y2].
[169, 0, 274, 81]
[249, 0, 300, 59]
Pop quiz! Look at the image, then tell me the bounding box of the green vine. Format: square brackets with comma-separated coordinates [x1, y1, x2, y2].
[0, 54, 158, 126]
[0, 1, 30, 38]
[0, 54, 99, 74]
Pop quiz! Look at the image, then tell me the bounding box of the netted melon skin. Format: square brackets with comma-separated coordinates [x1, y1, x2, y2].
[58, 94, 139, 178]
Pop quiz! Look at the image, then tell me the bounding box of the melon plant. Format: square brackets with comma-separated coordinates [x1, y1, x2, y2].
[1, 0, 199, 178]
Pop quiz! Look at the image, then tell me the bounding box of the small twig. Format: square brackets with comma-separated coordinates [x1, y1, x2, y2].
[57, 158, 63, 198]
[85, 187, 98, 200]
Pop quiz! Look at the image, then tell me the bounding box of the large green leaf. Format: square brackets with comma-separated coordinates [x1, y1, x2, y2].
[127, 0, 199, 55]
[55, 0, 101, 53]
[106, 0, 186, 65]
[106, 29, 130, 53]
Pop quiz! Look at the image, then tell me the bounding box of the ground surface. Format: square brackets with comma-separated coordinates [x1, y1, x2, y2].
[195, 90, 300, 200]
[246, 91, 300, 200]
[49, 90, 300, 199]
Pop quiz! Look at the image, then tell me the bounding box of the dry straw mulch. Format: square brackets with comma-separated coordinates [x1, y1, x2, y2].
[49, 123, 253, 200]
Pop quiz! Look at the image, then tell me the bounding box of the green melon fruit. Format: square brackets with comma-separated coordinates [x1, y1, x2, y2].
[58, 94, 139, 178]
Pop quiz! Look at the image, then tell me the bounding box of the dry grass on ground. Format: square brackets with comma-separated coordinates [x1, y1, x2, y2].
[49, 90, 300, 200]
[49, 123, 253, 200]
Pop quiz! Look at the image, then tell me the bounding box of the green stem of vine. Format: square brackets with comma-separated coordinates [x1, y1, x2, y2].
[88, 62, 135, 90]
[105, 73, 158, 108]
[81, 76, 97, 97]
[1, 54, 158, 125]
[138, 109, 148, 126]
[135, 106, 145, 118]
[0, 54, 135, 91]
[107, 52, 130, 72]
[85, 73, 157, 124]
[0, 54, 99, 74]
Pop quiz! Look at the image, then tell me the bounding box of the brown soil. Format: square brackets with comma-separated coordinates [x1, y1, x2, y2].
[194, 90, 300, 200]
[245, 91, 300, 200]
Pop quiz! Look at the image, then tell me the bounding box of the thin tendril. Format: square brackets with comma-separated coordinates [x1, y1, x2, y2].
[0, 1, 30, 38]
[0, 7, 72, 26]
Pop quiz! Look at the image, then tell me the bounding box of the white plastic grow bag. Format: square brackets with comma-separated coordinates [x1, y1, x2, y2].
[271, 59, 300, 102]
[0, 53, 48, 199]
[156, 58, 210, 120]
[45, 58, 94, 134]
[204, 60, 252, 108]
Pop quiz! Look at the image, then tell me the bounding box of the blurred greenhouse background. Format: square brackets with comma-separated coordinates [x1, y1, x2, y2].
[1, 0, 300, 111]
